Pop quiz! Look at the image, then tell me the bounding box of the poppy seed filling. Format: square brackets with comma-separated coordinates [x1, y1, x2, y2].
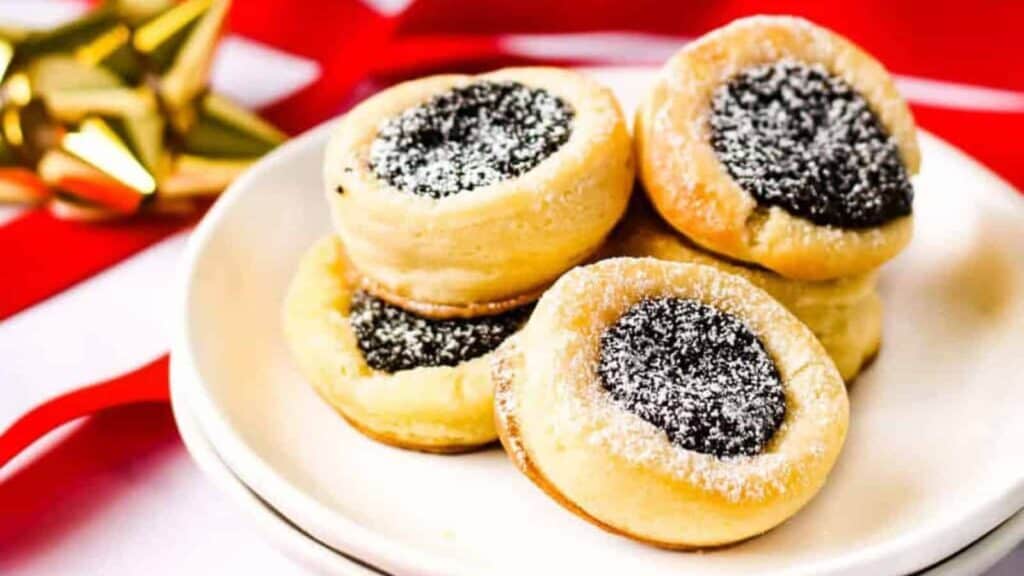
[349, 291, 530, 373]
[710, 59, 913, 229]
[369, 81, 573, 199]
[597, 297, 786, 458]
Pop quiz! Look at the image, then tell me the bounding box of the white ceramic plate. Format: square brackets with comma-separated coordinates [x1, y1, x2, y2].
[172, 355, 1024, 576]
[174, 68, 1024, 576]
[169, 357, 386, 576]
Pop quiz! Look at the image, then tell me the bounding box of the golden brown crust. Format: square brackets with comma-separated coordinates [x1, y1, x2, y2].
[636, 16, 919, 280]
[493, 342, 702, 550]
[332, 392, 495, 454]
[797, 291, 882, 382]
[283, 236, 504, 452]
[847, 340, 881, 386]
[495, 258, 849, 548]
[324, 66, 634, 307]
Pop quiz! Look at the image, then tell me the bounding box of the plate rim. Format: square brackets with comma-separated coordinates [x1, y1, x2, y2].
[174, 67, 1024, 576]
[920, 511, 1024, 576]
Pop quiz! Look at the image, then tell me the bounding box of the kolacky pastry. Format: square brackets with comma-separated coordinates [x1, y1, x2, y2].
[284, 236, 531, 452]
[323, 67, 634, 318]
[636, 16, 920, 280]
[494, 258, 849, 547]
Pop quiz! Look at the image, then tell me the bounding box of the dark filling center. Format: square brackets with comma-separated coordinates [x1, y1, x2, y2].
[597, 297, 786, 458]
[349, 291, 531, 373]
[369, 81, 574, 199]
[710, 59, 913, 229]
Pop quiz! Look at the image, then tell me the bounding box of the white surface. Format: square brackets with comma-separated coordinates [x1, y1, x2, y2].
[174, 68, 1024, 576]
[170, 357, 385, 576]
[0, 0, 84, 28]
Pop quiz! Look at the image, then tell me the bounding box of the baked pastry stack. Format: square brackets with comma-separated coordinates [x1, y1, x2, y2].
[627, 15, 920, 381]
[285, 67, 634, 452]
[284, 13, 919, 552]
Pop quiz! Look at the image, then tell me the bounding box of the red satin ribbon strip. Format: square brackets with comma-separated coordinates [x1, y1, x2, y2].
[0, 356, 170, 469]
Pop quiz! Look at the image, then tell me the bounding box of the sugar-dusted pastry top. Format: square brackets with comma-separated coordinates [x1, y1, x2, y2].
[598, 297, 786, 458]
[326, 68, 634, 305]
[710, 58, 913, 229]
[369, 81, 574, 199]
[349, 290, 531, 372]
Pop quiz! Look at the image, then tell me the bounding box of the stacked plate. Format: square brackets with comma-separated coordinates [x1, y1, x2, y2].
[171, 68, 1024, 576]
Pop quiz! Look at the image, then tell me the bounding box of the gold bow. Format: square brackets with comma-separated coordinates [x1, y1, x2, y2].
[0, 0, 286, 220]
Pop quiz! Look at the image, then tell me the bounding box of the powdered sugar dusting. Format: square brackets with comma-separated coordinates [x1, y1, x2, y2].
[349, 291, 530, 372]
[710, 59, 913, 228]
[369, 81, 573, 198]
[598, 297, 786, 458]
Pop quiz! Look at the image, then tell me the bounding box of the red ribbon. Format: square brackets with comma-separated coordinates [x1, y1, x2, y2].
[0, 357, 170, 469]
